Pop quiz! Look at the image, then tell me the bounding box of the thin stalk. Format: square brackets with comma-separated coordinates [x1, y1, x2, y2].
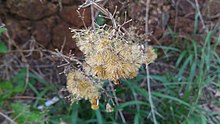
[0, 112, 16, 124]
[90, 0, 96, 30]
[195, 0, 208, 32]
[146, 65, 157, 124]
[109, 82, 126, 123]
[145, 0, 150, 34]
[145, 1, 157, 123]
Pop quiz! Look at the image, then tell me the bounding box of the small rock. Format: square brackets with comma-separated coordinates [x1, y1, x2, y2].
[33, 21, 51, 47]
[170, 17, 195, 34]
[59, 5, 91, 28]
[52, 22, 82, 56]
[0, 4, 8, 20]
[33, 16, 61, 47]
[177, 0, 194, 17]
[203, 0, 220, 19]
[6, 0, 58, 20]
[5, 18, 32, 44]
[52, 0, 79, 5]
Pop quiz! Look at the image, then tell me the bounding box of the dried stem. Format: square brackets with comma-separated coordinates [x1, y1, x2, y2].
[11, 96, 46, 100]
[90, 0, 96, 30]
[77, 9, 87, 29]
[146, 64, 157, 124]
[109, 82, 126, 123]
[0, 112, 17, 124]
[195, 0, 208, 32]
[58, 0, 63, 11]
[145, 0, 150, 34]
[145, 0, 158, 123]
[79, 0, 117, 29]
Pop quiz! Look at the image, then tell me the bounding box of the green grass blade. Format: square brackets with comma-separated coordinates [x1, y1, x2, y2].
[71, 103, 79, 124]
[95, 109, 103, 124]
[177, 55, 192, 78]
[134, 113, 140, 124]
[115, 101, 148, 111]
[152, 92, 190, 107]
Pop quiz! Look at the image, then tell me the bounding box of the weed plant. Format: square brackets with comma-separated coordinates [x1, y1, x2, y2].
[0, 1, 220, 124]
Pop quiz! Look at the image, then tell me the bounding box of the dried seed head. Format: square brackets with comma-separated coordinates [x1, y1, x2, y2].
[144, 46, 157, 64]
[70, 27, 157, 84]
[86, 49, 140, 84]
[66, 70, 100, 102]
[89, 96, 100, 110]
[65, 1, 160, 110]
[106, 103, 113, 112]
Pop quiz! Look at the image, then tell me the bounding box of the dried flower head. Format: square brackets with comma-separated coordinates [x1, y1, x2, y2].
[89, 96, 100, 110]
[64, 1, 157, 110]
[106, 103, 113, 112]
[66, 70, 101, 109]
[70, 27, 157, 84]
[144, 46, 157, 65]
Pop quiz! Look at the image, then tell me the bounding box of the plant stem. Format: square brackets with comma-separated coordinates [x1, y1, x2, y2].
[0, 112, 17, 124]
[146, 64, 157, 124]
[109, 82, 126, 123]
[90, 0, 96, 30]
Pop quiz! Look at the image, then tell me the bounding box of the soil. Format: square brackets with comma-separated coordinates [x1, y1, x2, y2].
[0, 0, 91, 56]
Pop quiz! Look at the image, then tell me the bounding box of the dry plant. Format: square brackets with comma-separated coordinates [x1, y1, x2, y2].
[59, 0, 157, 114]
[0, 29, 61, 84]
